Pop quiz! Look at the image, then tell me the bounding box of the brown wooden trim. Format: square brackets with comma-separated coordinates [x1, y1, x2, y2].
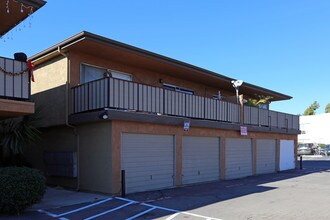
[252, 139, 257, 175]
[175, 133, 183, 186]
[220, 138, 226, 180]
[111, 122, 121, 195]
[69, 109, 300, 135]
[276, 139, 280, 172]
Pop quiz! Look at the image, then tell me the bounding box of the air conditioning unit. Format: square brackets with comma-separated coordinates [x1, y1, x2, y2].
[44, 151, 77, 178]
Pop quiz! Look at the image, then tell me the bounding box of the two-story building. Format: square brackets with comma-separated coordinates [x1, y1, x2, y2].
[29, 31, 300, 194]
[0, 0, 46, 120]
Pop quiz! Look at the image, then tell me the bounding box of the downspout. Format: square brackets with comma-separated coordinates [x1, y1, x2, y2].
[57, 46, 81, 191]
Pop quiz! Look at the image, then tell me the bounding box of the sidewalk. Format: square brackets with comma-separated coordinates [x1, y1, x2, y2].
[29, 187, 109, 211]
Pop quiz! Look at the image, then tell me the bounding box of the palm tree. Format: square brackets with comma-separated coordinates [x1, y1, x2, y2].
[246, 95, 273, 108]
[0, 109, 41, 166]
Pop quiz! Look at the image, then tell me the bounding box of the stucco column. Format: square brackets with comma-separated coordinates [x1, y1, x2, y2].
[276, 139, 280, 172]
[294, 138, 298, 169]
[175, 130, 183, 186]
[111, 122, 121, 195]
[220, 138, 226, 180]
[252, 138, 257, 175]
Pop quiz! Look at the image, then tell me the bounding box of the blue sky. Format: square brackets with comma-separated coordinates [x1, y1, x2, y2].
[1, 0, 329, 115]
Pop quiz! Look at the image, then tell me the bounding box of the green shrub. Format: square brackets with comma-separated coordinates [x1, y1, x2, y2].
[0, 167, 46, 215]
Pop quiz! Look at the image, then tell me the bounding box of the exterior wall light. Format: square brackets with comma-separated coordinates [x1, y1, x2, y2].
[231, 80, 243, 104]
[99, 111, 109, 120]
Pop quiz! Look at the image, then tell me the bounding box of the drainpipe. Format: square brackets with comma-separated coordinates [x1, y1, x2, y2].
[57, 46, 81, 191]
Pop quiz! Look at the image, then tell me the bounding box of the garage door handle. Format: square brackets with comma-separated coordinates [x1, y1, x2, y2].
[150, 175, 152, 180]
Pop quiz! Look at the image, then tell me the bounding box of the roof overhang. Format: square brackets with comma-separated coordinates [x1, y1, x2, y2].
[30, 31, 292, 101]
[0, 0, 46, 36]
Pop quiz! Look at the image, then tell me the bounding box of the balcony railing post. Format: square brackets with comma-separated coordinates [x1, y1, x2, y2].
[107, 77, 110, 108]
[203, 97, 206, 119]
[163, 89, 165, 115]
[286, 118, 289, 132]
[258, 107, 260, 126]
[72, 87, 75, 114]
[87, 83, 90, 111]
[226, 102, 229, 122]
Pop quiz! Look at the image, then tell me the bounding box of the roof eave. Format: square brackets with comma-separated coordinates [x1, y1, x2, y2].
[30, 31, 292, 101]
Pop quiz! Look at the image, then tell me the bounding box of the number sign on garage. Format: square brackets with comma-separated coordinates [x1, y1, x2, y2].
[121, 133, 175, 193]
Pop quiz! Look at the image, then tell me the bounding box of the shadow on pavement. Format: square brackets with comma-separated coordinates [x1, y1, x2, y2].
[126, 158, 330, 216]
[3, 158, 330, 220]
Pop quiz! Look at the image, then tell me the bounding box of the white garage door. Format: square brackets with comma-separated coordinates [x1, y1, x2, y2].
[280, 140, 295, 171]
[225, 138, 252, 180]
[256, 139, 276, 175]
[121, 133, 175, 193]
[182, 136, 220, 185]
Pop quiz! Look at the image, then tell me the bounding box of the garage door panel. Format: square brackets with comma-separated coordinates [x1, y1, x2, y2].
[225, 138, 252, 180]
[125, 169, 173, 177]
[122, 133, 175, 193]
[280, 140, 295, 171]
[123, 157, 173, 165]
[182, 136, 220, 185]
[256, 139, 276, 175]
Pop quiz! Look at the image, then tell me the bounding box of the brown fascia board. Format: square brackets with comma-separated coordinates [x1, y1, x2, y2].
[30, 31, 292, 101]
[17, 0, 46, 8]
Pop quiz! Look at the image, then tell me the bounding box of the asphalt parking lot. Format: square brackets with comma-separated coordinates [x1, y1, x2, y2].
[3, 155, 330, 220]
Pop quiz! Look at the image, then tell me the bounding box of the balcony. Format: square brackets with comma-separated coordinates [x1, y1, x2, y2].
[71, 77, 299, 132]
[0, 56, 34, 119]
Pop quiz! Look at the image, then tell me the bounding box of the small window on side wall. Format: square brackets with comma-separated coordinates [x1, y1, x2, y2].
[162, 83, 194, 95]
[111, 70, 132, 81]
[80, 64, 132, 83]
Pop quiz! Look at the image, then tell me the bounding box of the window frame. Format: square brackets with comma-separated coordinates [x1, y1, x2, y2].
[162, 82, 194, 95]
[80, 63, 132, 84]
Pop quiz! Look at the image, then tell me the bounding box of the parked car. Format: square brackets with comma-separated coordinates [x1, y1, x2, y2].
[320, 145, 330, 156]
[297, 143, 316, 155]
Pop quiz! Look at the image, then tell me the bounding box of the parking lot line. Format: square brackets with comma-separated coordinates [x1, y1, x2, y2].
[37, 197, 113, 218]
[142, 203, 180, 213]
[141, 202, 223, 220]
[115, 196, 138, 203]
[165, 213, 180, 220]
[180, 211, 223, 220]
[38, 196, 222, 220]
[126, 207, 157, 220]
[84, 201, 137, 220]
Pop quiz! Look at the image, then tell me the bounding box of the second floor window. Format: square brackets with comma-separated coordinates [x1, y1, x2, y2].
[80, 64, 132, 83]
[162, 83, 194, 95]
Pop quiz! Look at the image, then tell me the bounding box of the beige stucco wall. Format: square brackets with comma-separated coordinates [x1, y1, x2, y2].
[78, 121, 112, 194]
[31, 56, 68, 127]
[69, 50, 233, 99]
[26, 119, 297, 195]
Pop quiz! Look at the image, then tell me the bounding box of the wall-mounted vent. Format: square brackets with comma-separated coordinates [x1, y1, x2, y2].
[44, 151, 77, 178]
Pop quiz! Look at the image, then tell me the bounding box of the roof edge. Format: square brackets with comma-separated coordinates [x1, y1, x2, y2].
[18, 0, 46, 8]
[30, 31, 292, 101]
